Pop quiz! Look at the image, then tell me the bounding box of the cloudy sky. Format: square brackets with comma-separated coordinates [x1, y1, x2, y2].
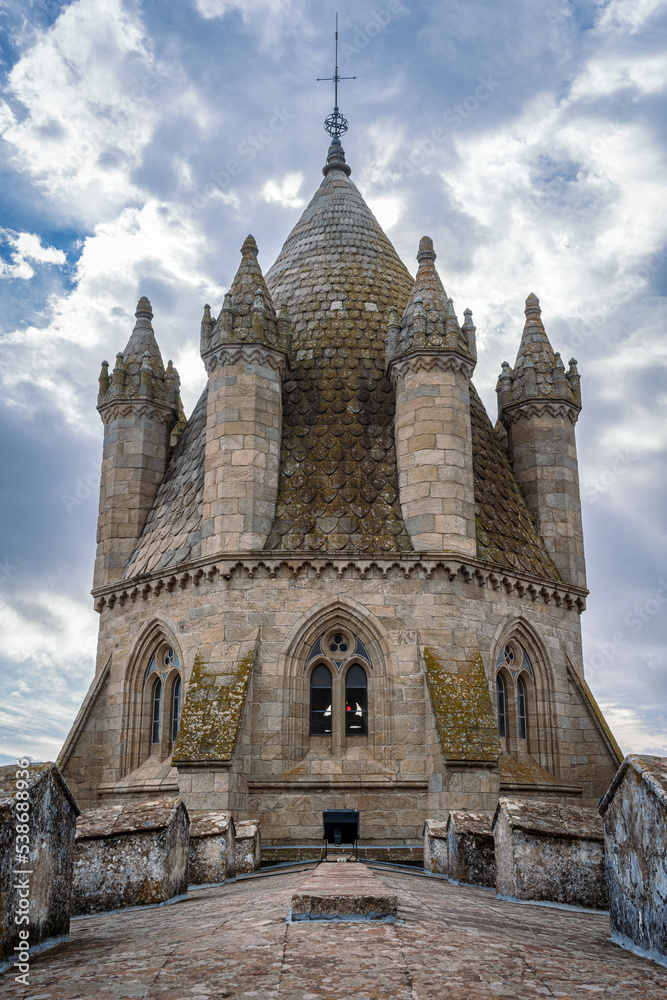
[1, 0, 665, 766]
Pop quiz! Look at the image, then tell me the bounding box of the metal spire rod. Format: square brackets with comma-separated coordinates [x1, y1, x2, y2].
[317, 12, 356, 138]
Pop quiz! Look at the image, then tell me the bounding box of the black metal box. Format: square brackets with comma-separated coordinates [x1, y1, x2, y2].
[322, 809, 360, 845]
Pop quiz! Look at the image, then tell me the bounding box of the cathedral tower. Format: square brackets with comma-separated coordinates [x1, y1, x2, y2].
[61, 122, 621, 839]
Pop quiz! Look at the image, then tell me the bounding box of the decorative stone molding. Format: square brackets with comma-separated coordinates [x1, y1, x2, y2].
[500, 399, 580, 425]
[97, 399, 178, 426]
[389, 350, 475, 384]
[91, 552, 587, 614]
[202, 344, 289, 377]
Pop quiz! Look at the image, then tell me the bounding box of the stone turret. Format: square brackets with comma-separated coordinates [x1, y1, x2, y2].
[94, 297, 182, 590]
[387, 236, 477, 555]
[496, 294, 585, 588]
[200, 235, 290, 554]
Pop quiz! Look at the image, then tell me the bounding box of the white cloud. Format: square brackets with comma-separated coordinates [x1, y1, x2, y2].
[262, 172, 305, 209]
[0, 229, 66, 279]
[367, 195, 403, 231]
[598, 0, 665, 34]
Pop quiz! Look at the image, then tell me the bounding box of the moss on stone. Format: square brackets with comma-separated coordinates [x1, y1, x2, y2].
[172, 648, 255, 764]
[423, 646, 501, 763]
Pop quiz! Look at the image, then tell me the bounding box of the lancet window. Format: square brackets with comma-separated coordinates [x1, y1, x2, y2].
[306, 627, 372, 739]
[495, 640, 534, 749]
[144, 643, 182, 756]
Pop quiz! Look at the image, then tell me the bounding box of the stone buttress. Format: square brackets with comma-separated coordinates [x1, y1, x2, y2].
[497, 295, 586, 588]
[387, 236, 477, 555]
[94, 298, 183, 590]
[199, 235, 290, 553]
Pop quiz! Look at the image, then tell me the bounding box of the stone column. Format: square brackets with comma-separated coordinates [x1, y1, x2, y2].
[390, 353, 476, 554]
[201, 345, 287, 553]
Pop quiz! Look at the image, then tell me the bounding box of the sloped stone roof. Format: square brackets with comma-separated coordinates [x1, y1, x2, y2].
[123, 389, 206, 579]
[263, 166, 414, 553]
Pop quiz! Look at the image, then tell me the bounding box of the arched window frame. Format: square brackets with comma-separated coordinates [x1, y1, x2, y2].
[309, 663, 333, 736]
[496, 672, 507, 739]
[151, 677, 162, 746]
[491, 627, 551, 763]
[344, 663, 368, 736]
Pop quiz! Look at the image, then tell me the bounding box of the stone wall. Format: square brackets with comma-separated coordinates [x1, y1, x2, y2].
[0, 762, 79, 972]
[235, 820, 261, 874]
[447, 811, 495, 887]
[72, 798, 189, 915]
[599, 754, 667, 964]
[188, 810, 236, 885]
[423, 819, 448, 874]
[493, 797, 607, 909]
[64, 553, 621, 844]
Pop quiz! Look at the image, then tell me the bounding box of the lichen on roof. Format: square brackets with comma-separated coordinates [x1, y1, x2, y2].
[422, 646, 500, 763]
[263, 167, 414, 554]
[172, 647, 255, 765]
[124, 388, 206, 579]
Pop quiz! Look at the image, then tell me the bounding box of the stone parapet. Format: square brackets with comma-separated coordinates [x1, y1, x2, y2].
[423, 819, 448, 874]
[0, 762, 79, 973]
[493, 797, 607, 909]
[446, 810, 495, 887]
[599, 754, 667, 965]
[187, 810, 236, 885]
[235, 819, 261, 874]
[72, 797, 189, 915]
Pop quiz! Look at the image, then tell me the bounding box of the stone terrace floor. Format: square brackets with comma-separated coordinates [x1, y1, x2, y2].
[2, 866, 666, 999]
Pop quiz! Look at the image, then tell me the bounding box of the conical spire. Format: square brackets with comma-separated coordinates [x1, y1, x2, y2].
[496, 294, 581, 412]
[388, 236, 474, 362]
[97, 297, 181, 414]
[204, 235, 289, 356]
[122, 297, 165, 376]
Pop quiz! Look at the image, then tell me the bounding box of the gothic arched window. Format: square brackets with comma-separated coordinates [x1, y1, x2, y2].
[517, 675, 527, 741]
[345, 664, 368, 736]
[496, 674, 507, 738]
[171, 675, 182, 742]
[310, 664, 332, 735]
[151, 678, 162, 745]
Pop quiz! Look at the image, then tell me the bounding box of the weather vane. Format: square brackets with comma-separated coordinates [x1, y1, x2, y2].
[317, 13, 356, 138]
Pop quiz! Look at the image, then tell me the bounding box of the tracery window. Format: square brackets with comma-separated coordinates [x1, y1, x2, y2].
[495, 640, 534, 745]
[306, 627, 373, 739]
[144, 641, 182, 755]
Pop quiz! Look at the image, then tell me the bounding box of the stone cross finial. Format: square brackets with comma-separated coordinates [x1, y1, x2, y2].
[241, 234, 259, 257]
[136, 296, 153, 319]
[417, 236, 437, 263]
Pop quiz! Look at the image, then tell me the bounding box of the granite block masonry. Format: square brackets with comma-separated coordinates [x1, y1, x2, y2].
[61, 131, 623, 847]
[447, 810, 495, 887]
[72, 797, 189, 915]
[187, 810, 236, 885]
[0, 762, 79, 973]
[235, 819, 261, 874]
[423, 819, 448, 874]
[493, 797, 607, 909]
[599, 754, 667, 965]
[290, 861, 397, 920]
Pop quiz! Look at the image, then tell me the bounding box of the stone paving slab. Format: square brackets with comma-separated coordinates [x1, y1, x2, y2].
[1, 869, 666, 999]
[291, 861, 398, 919]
